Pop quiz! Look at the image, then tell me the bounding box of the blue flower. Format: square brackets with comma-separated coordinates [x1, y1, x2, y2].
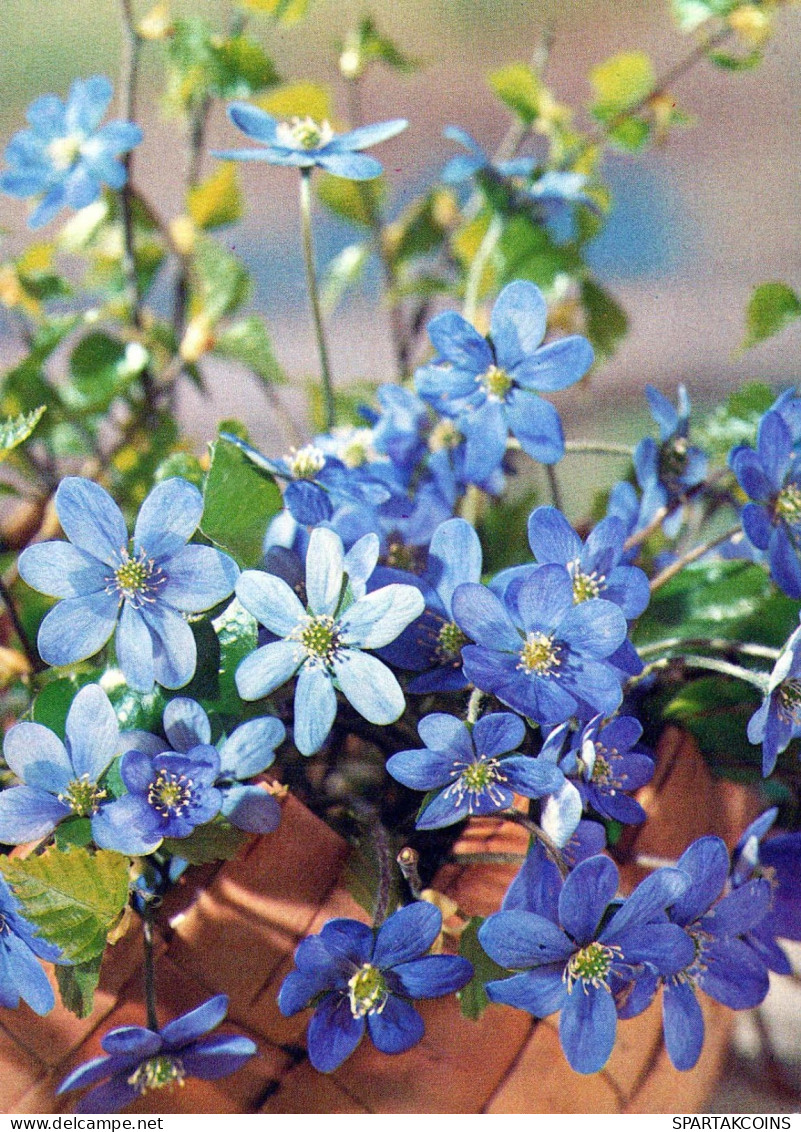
[0, 76, 143, 229]
[620, 837, 772, 1072]
[122, 696, 285, 835]
[214, 103, 407, 180]
[278, 903, 473, 1072]
[747, 623, 801, 775]
[0, 874, 61, 1016]
[634, 385, 708, 538]
[730, 409, 801, 598]
[479, 854, 693, 1074]
[731, 809, 801, 975]
[92, 743, 222, 856]
[18, 477, 240, 694]
[235, 527, 424, 755]
[452, 565, 627, 726]
[57, 994, 256, 1113]
[558, 714, 655, 825]
[386, 711, 564, 829]
[415, 281, 593, 480]
[0, 684, 121, 845]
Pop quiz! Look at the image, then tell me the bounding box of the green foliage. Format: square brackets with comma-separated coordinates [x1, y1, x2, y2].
[188, 164, 243, 231]
[34, 674, 101, 739]
[64, 333, 148, 412]
[214, 316, 285, 384]
[191, 238, 251, 323]
[212, 597, 259, 713]
[108, 681, 169, 735]
[240, 0, 311, 23]
[167, 19, 279, 110]
[590, 52, 655, 117]
[580, 279, 628, 362]
[695, 381, 775, 458]
[321, 243, 371, 312]
[163, 820, 250, 865]
[0, 846, 130, 964]
[258, 82, 331, 122]
[741, 282, 801, 350]
[56, 954, 103, 1019]
[661, 675, 762, 774]
[316, 174, 386, 229]
[154, 450, 205, 487]
[338, 17, 417, 79]
[498, 215, 581, 290]
[202, 434, 283, 568]
[488, 63, 544, 123]
[458, 917, 508, 1021]
[0, 406, 46, 460]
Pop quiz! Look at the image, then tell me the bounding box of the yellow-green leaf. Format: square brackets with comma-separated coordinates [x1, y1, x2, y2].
[741, 282, 801, 351]
[0, 846, 130, 964]
[240, 0, 310, 22]
[489, 63, 544, 123]
[316, 174, 385, 228]
[0, 405, 46, 461]
[590, 51, 655, 117]
[188, 164, 243, 230]
[256, 82, 332, 124]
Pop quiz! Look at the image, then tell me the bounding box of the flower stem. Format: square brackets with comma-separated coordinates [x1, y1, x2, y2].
[142, 906, 158, 1031]
[0, 576, 43, 673]
[545, 463, 564, 512]
[680, 654, 767, 692]
[649, 524, 743, 592]
[564, 439, 634, 458]
[299, 169, 336, 431]
[372, 821, 393, 926]
[502, 811, 570, 880]
[637, 637, 781, 662]
[463, 213, 502, 326]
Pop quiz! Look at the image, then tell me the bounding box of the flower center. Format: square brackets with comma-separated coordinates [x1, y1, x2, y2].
[47, 132, 84, 170]
[590, 752, 614, 787]
[436, 620, 467, 661]
[775, 483, 801, 526]
[778, 678, 801, 723]
[347, 963, 388, 1018]
[428, 419, 462, 452]
[568, 561, 605, 603]
[445, 755, 508, 811]
[288, 444, 326, 479]
[564, 941, 622, 993]
[479, 365, 513, 403]
[295, 614, 342, 666]
[276, 116, 334, 151]
[147, 770, 195, 819]
[518, 631, 561, 676]
[58, 773, 107, 818]
[127, 1055, 186, 1095]
[339, 429, 375, 468]
[108, 548, 166, 608]
[659, 436, 689, 480]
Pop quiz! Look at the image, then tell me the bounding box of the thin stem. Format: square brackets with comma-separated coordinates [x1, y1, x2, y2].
[372, 822, 393, 926]
[637, 637, 781, 662]
[502, 811, 570, 880]
[462, 213, 502, 325]
[545, 463, 563, 512]
[623, 505, 670, 553]
[649, 525, 743, 592]
[681, 654, 767, 691]
[299, 169, 336, 431]
[564, 439, 634, 458]
[396, 847, 424, 900]
[142, 908, 158, 1031]
[0, 577, 42, 673]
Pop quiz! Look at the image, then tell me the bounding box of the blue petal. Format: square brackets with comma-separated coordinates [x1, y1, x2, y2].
[512, 336, 593, 393]
[540, 780, 583, 848]
[0, 786, 70, 843]
[426, 311, 491, 373]
[698, 938, 770, 1008]
[18, 541, 109, 598]
[671, 837, 729, 925]
[316, 151, 383, 180]
[741, 502, 773, 551]
[236, 569, 305, 635]
[55, 478, 127, 567]
[218, 715, 285, 777]
[472, 712, 525, 758]
[306, 527, 345, 617]
[490, 281, 547, 370]
[478, 910, 573, 968]
[65, 684, 119, 781]
[332, 119, 408, 151]
[115, 602, 154, 694]
[140, 603, 197, 690]
[75, 1078, 139, 1114]
[3, 933, 55, 1015]
[3, 722, 71, 791]
[451, 583, 521, 651]
[504, 389, 565, 464]
[91, 795, 163, 855]
[37, 591, 119, 667]
[333, 650, 405, 724]
[559, 981, 617, 1074]
[285, 480, 332, 526]
[163, 697, 211, 753]
[645, 384, 679, 440]
[236, 639, 301, 701]
[603, 866, 690, 942]
[221, 785, 281, 832]
[29, 185, 67, 229]
[101, 1028, 162, 1057]
[66, 76, 113, 134]
[557, 599, 628, 659]
[159, 994, 228, 1046]
[427, 518, 483, 612]
[502, 755, 565, 798]
[293, 664, 337, 755]
[133, 478, 203, 561]
[386, 746, 460, 790]
[515, 564, 574, 632]
[339, 584, 424, 649]
[343, 533, 380, 599]
[367, 995, 424, 1054]
[307, 994, 365, 1072]
[729, 448, 773, 502]
[756, 411, 792, 488]
[486, 968, 566, 1017]
[373, 902, 441, 968]
[662, 981, 704, 1071]
[177, 1034, 257, 1078]
[559, 856, 618, 944]
[462, 402, 508, 483]
[159, 546, 239, 612]
[527, 506, 581, 565]
[227, 102, 279, 142]
[418, 713, 469, 752]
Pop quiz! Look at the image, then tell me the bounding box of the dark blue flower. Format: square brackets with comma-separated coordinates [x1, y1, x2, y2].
[634, 385, 708, 538]
[92, 743, 222, 856]
[559, 714, 655, 825]
[479, 854, 693, 1073]
[278, 903, 472, 1072]
[122, 697, 286, 835]
[0, 684, 121, 845]
[746, 623, 801, 775]
[0, 76, 142, 229]
[18, 477, 240, 694]
[730, 409, 801, 598]
[731, 809, 801, 975]
[57, 994, 256, 1113]
[452, 565, 627, 726]
[387, 711, 564, 829]
[214, 103, 407, 180]
[0, 874, 61, 1016]
[414, 281, 594, 480]
[235, 527, 424, 755]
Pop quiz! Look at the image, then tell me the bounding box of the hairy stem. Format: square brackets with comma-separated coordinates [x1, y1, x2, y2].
[142, 908, 158, 1031]
[649, 524, 743, 592]
[299, 169, 336, 431]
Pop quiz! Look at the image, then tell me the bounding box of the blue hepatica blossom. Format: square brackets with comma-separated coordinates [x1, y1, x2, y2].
[0, 76, 143, 229]
[18, 476, 239, 695]
[730, 809, 801, 975]
[747, 623, 801, 775]
[558, 714, 655, 826]
[278, 903, 472, 1072]
[634, 384, 708, 538]
[92, 741, 222, 857]
[386, 711, 564, 829]
[479, 854, 694, 1074]
[452, 564, 627, 726]
[235, 527, 424, 755]
[414, 281, 594, 481]
[0, 874, 61, 1016]
[58, 994, 256, 1113]
[121, 696, 286, 835]
[730, 409, 801, 598]
[0, 684, 121, 845]
[619, 836, 772, 1072]
[214, 103, 407, 180]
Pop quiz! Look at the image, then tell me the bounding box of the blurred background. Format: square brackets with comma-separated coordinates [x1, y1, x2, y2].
[1, 0, 800, 1112]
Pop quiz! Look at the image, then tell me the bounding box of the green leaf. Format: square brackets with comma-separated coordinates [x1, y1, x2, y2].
[212, 597, 258, 713]
[316, 174, 386, 229]
[215, 36, 281, 97]
[191, 238, 251, 323]
[498, 215, 581, 290]
[671, 0, 718, 32]
[202, 435, 283, 568]
[695, 381, 775, 458]
[457, 917, 508, 1021]
[154, 451, 205, 488]
[54, 818, 93, 850]
[240, 0, 310, 23]
[65, 333, 148, 412]
[339, 17, 417, 78]
[606, 116, 652, 153]
[590, 52, 655, 118]
[257, 82, 331, 122]
[107, 681, 169, 735]
[33, 674, 101, 739]
[56, 953, 103, 1019]
[188, 164, 243, 230]
[0, 406, 46, 462]
[489, 63, 544, 123]
[0, 846, 130, 964]
[214, 316, 284, 384]
[580, 279, 628, 362]
[708, 48, 762, 71]
[662, 675, 762, 773]
[321, 243, 371, 312]
[163, 820, 250, 865]
[741, 282, 801, 350]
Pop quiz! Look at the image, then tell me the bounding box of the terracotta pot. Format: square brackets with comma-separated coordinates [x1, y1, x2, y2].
[2, 727, 760, 1114]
